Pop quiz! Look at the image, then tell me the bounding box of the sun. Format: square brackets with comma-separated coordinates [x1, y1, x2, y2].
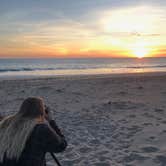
[132, 47, 148, 58]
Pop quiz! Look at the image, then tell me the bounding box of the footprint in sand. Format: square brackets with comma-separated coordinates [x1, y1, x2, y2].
[161, 129, 166, 133]
[123, 153, 149, 163]
[93, 162, 110, 166]
[143, 122, 153, 126]
[137, 86, 144, 90]
[128, 114, 136, 118]
[56, 88, 65, 93]
[149, 136, 156, 140]
[64, 151, 80, 160]
[127, 125, 142, 133]
[79, 146, 92, 154]
[37, 86, 53, 91]
[141, 146, 159, 153]
[154, 155, 166, 165]
[65, 156, 86, 165]
[89, 139, 101, 146]
[161, 120, 166, 124]
[20, 90, 25, 93]
[142, 112, 155, 118]
[117, 91, 128, 95]
[61, 159, 78, 166]
[155, 108, 165, 113]
[111, 101, 144, 110]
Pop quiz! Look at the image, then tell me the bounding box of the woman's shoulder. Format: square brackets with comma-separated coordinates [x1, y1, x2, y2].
[36, 122, 48, 127]
[35, 122, 50, 130]
[32, 122, 51, 136]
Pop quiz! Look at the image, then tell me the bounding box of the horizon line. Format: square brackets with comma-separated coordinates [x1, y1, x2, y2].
[0, 56, 165, 59]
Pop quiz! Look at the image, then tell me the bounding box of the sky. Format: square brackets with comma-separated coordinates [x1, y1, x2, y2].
[0, 0, 166, 58]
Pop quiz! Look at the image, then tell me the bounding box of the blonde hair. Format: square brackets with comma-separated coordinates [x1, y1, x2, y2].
[0, 97, 45, 162]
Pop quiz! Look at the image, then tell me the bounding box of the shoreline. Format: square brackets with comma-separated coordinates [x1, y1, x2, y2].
[0, 71, 166, 82]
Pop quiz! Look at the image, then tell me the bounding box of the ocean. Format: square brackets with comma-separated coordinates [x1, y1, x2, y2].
[0, 57, 165, 78]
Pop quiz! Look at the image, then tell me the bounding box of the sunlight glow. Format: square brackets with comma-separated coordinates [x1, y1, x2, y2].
[101, 6, 156, 34]
[133, 47, 148, 58]
[130, 41, 149, 58]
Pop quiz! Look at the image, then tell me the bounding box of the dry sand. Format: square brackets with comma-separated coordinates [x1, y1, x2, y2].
[0, 72, 166, 166]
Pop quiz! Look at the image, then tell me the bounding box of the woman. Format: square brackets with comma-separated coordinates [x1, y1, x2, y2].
[0, 97, 67, 166]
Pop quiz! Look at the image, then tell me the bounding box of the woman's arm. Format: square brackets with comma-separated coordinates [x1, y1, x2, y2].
[43, 106, 67, 152]
[48, 120, 65, 137]
[39, 123, 67, 153]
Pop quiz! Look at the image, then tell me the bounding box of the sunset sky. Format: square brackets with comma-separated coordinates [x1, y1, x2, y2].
[0, 0, 166, 58]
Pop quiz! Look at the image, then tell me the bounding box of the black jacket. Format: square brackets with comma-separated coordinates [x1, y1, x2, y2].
[0, 120, 67, 166]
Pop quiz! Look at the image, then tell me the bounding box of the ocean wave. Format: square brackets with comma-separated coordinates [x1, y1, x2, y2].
[0, 65, 166, 73]
[126, 65, 166, 69]
[0, 68, 54, 72]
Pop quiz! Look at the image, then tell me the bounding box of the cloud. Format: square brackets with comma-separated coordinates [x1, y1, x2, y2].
[0, 1, 166, 57]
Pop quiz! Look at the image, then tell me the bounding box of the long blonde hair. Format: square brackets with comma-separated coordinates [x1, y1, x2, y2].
[0, 97, 45, 162]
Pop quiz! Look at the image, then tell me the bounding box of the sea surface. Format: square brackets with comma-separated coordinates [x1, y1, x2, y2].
[0, 57, 165, 78]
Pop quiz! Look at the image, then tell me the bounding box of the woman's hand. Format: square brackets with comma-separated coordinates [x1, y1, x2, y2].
[45, 105, 54, 121]
[45, 106, 65, 138]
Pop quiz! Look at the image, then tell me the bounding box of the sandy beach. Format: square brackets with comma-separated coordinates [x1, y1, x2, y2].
[0, 72, 166, 166]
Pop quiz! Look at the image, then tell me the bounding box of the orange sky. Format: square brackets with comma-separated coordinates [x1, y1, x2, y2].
[0, 3, 166, 58]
